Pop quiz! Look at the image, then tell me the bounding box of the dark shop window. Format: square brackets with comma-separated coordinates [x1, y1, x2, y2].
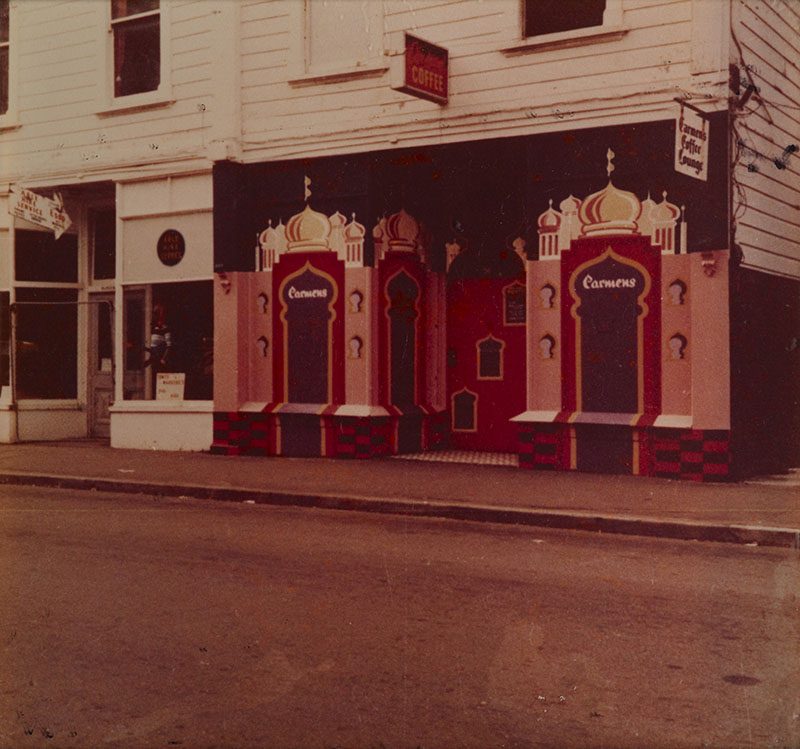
[92, 209, 116, 280]
[15, 229, 78, 283]
[124, 281, 213, 400]
[15, 288, 78, 399]
[524, 0, 605, 37]
[112, 0, 160, 97]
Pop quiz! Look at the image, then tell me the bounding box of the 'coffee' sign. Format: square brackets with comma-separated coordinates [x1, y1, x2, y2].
[675, 105, 709, 181]
[394, 33, 448, 105]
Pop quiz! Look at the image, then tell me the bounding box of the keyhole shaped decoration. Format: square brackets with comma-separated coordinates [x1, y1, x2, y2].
[539, 334, 555, 359]
[667, 280, 686, 306]
[349, 336, 363, 359]
[349, 289, 363, 313]
[257, 292, 269, 313]
[668, 333, 687, 360]
[539, 284, 555, 309]
[257, 336, 269, 357]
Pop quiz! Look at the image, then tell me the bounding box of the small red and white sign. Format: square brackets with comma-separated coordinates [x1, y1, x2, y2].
[9, 186, 72, 239]
[392, 33, 448, 105]
[156, 373, 185, 401]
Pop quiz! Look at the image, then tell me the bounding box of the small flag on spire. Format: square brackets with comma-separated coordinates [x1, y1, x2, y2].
[304, 176, 312, 202]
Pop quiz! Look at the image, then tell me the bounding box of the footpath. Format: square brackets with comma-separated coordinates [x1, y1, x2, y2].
[0, 441, 797, 548]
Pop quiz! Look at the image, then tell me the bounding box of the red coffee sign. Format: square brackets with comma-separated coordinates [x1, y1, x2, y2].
[401, 33, 448, 105]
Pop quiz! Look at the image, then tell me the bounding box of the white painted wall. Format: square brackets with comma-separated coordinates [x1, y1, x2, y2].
[0, 0, 221, 188]
[110, 406, 213, 451]
[119, 172, 214, 284]
[237, 0, 729, 161]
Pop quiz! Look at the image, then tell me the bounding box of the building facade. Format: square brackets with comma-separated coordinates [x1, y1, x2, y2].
[0, 0, 797, 479]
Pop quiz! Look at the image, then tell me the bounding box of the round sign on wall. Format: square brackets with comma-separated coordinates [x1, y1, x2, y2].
[157, 230, 185, 266]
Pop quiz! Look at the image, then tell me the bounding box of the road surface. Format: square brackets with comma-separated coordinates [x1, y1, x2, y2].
[1, 485, 798, 748]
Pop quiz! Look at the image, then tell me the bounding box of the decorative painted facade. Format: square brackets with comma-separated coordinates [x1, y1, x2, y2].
[0, 0, 795, 480]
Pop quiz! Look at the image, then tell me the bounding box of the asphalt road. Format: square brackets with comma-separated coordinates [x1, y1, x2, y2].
[1, 485, 798, 749]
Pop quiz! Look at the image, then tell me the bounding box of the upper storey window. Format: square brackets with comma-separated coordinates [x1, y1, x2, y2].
[112, 0, 160, 97]
[524, 0, 605, 37]
[0, 0, 9, 115]
[506, 0, 625, 53]
[290, 0, 385, 84]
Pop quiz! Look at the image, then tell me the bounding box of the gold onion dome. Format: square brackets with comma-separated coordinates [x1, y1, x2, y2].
[286, 204, 331, 250]
[537, 199, 561, 231]
[385, 209, 420, 250]
[559, 194, 582, 214]
[345, 214, 366, 239]
[650, 191, 681, 223]
[579, 149, 642, 236]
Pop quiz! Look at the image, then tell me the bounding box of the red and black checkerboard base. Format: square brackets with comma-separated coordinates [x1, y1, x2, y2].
[517, 424, 731, 481]
[211, 410, 449, 459]
[651, 428, 730, 482]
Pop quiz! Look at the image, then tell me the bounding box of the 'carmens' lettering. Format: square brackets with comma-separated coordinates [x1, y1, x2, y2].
[288, 285, 328, 299]
[582, 274, 637, 290]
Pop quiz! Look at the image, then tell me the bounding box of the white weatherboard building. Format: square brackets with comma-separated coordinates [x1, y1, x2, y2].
[0, 0, 797, 479]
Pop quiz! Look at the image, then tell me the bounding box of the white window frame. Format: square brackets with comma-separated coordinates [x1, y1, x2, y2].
[97, 0, 173, 115]
[0, 0, 19, 131]
[502, 0, 626, 54]
[288, 0, 387, 86]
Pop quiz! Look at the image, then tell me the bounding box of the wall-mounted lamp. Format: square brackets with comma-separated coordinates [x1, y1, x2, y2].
[700, 252, 717, 277]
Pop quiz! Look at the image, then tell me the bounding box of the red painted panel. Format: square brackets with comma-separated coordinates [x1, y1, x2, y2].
[447, 277, 526, 451]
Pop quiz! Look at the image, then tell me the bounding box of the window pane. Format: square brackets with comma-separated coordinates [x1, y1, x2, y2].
[0, 47, 8, 116]
[504, 284, 526, 323]
[478, 339, 502, 379]
[125, 282, 213, 401]
[453, 391, 476, 431]
[92, 210, 116, 280]
[112, 0, 158, 20]
[525, 0, 605, 37]
[15, 229, 78, 283]
[114, 15, 160, 97]
[96, 301, 113, 365]
[123, 289, 146, 399]
[0, 0, 8, 44]
[15, 288, 78, 399]
[308, 0, 377, 70]
[0, 291, 9, 387]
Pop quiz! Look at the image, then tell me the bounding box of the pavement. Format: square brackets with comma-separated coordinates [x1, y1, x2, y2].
[0, 440, 798, 548]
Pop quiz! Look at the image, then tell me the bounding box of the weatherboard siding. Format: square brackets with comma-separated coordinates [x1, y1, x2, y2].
[3, 1, 217, 186]
[732, 0, 800, 279]
[237, 0, 713, 162]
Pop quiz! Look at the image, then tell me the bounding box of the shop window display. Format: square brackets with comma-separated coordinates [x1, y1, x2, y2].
[15, 288, 78, 399]
[123, 281, 212, 400]
[15, 229, 77, 283]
